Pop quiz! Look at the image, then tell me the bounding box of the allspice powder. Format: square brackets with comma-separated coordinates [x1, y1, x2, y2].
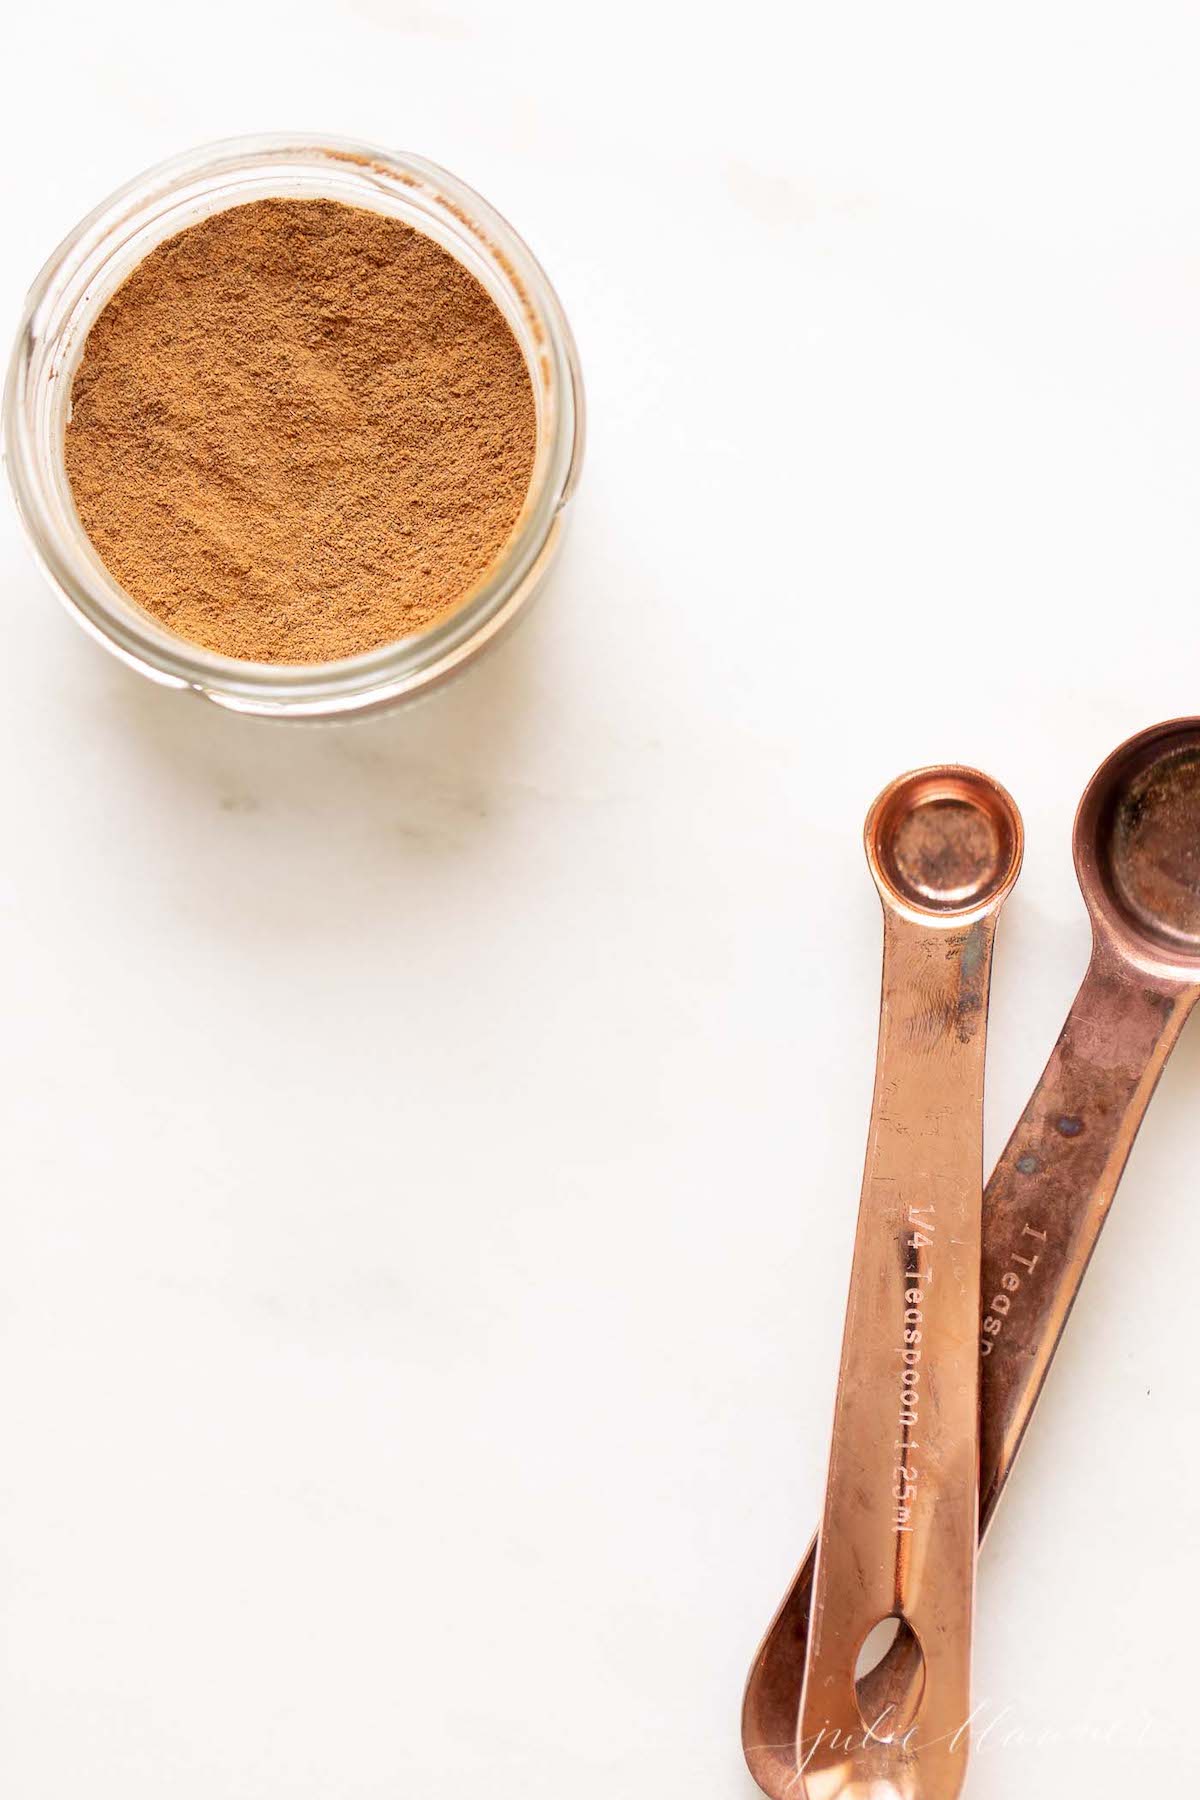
[64, 199, 538, 663]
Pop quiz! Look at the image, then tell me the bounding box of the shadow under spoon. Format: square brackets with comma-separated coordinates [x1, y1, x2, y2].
[743, 716, 1200, 1800]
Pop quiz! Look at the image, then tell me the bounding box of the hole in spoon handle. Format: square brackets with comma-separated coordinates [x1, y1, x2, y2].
[853, 1613, 924, 1736]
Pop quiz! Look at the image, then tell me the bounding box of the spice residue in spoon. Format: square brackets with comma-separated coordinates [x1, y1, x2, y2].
[63, 198, 537, 663]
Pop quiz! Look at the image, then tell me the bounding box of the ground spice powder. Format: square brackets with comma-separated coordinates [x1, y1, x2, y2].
[64, 199, 537, 663]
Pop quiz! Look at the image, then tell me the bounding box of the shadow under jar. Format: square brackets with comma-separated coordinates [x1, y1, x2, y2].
[4, 135, 584, 720]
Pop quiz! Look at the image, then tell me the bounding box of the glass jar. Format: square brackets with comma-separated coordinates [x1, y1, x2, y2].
[3, 135, 584, 720]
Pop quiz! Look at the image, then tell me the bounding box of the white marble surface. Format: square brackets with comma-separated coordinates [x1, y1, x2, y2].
[3, 6, 1200, 1796]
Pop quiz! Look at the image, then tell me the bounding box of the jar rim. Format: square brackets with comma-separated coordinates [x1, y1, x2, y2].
[3, 133, 584, 718]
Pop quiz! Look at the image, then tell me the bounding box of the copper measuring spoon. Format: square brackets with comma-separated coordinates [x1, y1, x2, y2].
[744, 717, 1200, 1800]
[797, 766, 1022, 1800]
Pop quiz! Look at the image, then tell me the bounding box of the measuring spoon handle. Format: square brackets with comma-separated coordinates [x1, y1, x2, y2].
[798, 908, 998, 1800]
[978, 944, 1195, 1529]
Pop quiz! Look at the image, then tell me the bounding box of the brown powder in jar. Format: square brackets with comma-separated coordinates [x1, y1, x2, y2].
[63, 198, 538, 663]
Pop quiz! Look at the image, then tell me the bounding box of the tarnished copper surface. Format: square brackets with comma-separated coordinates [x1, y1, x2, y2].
[796, 767, 1022, 1800]
[743, 719, 1200, 1800]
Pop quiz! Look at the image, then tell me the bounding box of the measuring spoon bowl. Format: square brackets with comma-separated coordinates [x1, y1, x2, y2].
[867, 764, 1023, 918]
[1076, 716, 1200, 974]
